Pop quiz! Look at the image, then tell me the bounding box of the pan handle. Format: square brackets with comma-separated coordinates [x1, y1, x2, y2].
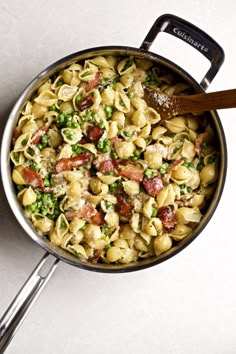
[140, 14, 225, 90]
[0, 252, 59, 353]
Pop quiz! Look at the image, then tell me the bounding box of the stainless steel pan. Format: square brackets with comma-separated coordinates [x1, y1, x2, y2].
[0, 14, 227, 352]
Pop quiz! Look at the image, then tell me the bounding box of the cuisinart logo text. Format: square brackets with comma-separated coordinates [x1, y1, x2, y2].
[173, 27, 209, 52]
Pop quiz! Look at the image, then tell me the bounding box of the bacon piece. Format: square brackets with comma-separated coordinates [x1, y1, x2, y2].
[158, 205, 176, 232]
[143, 175, 163, 197]
[13, 127, 20, 142]
[85, 72, 103, 92]
[116, 195, 133, 217]
[91, 211, 105, 225]
[32, 126, 48, 144]
[118, 163, 144, 182]
[110, 136, 121, 146]
[79, 136, 90, 144]
[195, 132, 208, 157]
[55, 153, 91, 173]
[99, 160, 116, 173]
[76, 95, 94, 111]
[22, 167, 44, 189]
[90, 248, 103, 263]
[88, 125, 104, 143]
[65, 202, 97, 221]
[79, 203, 97, 219]
[93, 153, 110, 170]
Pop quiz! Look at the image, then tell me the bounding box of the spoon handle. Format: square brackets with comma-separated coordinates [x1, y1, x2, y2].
[176, 88, 236, 114]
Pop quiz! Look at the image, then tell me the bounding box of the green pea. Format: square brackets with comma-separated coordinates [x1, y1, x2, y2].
[102, 226, 109, 234]
[13, 152, 20, 162]
[105, 244, 111, 251]
[81, 70, 91, 77]
[104, 105, 113, 119]
[56, 79, 64, 87]
[197, 161, 204, 171]
[201, 141, 208, 149]
[21, 139, 27, 146]
[144, 169, 154, 178]
[124, 131, 134, 137]
[109, 183, 117, 192]
[71, 122, 79, 128]
[111, 151, 118, 159]
[152, 209, 158, 217]
[49, 104, 56, 111]
[127, 92, 134, 99]
[75, 94, 82, 102]
[121, 60, 133, 73]
[98, 122, 105, 128]
[41, 135, 48, 145]
[60, 220, 67, 229]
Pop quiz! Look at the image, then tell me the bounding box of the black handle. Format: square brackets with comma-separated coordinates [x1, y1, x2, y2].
[140, 14, 225, 90]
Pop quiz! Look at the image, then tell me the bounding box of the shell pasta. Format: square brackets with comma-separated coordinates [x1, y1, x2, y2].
[10, 55, 219, 264]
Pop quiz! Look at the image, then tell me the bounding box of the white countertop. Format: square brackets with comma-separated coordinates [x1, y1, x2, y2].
[0, 1, 236, 353]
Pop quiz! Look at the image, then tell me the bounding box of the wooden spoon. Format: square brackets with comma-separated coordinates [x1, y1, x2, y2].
[144, 86, 236, 120]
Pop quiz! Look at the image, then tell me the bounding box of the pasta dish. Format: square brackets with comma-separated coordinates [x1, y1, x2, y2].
[10, 55, 218, 264]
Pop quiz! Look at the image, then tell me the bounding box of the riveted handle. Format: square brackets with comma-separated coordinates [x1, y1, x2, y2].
[140, 14, 225, 90]
[0, 252, 59, 353]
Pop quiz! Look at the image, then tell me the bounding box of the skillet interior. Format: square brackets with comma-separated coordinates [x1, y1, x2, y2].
[0, 46, 227, 273]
